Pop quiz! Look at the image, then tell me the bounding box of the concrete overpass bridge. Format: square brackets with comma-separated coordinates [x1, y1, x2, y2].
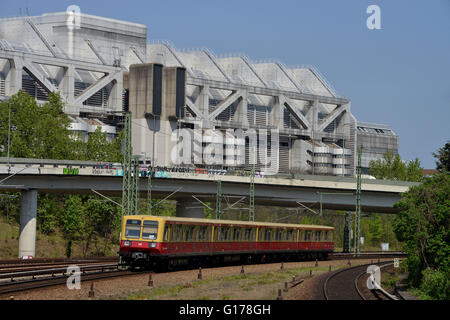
[0, 158, 418, 258]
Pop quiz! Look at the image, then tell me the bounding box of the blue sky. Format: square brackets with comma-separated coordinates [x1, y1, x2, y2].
[1, 0, 449, 168]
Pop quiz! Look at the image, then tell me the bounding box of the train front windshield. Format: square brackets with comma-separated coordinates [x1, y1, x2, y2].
[125, 219, 141, 238]
[142, 220, 158, 240]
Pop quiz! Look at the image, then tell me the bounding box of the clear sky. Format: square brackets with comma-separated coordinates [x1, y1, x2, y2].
[1, 0, 449, 169]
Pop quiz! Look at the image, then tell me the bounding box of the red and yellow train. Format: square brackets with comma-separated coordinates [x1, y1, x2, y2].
[119, 215, 334, 270]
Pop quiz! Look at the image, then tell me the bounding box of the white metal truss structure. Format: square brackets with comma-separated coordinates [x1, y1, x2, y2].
[356, 122, 399, 173]
[0, 12, 399, 176]
[146, 41, 356, 175]
[0, 12, 146, 118]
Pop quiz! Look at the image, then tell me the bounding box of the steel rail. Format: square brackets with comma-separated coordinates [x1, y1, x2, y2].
[0, 263, 118, 281]
[323, 261, 392, 300]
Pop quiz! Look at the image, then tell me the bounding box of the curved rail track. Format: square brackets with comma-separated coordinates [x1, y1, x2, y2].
[323, 261, 400, 300]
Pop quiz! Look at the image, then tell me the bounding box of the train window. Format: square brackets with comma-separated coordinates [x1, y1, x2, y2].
[324, 231, 328, 241]
[275, 229, 281, 241]
[234, 228, 240, 241]
[169, 225, 174, 241]
[264, 229, 271, 241]
[244, 228, 251, 241]
[206, 226, 212, 241]
[183, 225, 188, 241]
[142, 220, 158, 240]
[199, 226, 203, 241]
[204, 227, 208, 241]
[220, 227, 229, 241]
[163, 226, 169, 242]
[287, 230, 293, 241]
[185, 226, 194, 242]
[192, 226, 198, 241]
[174, 225, 181, 241]
[197, 226, 204, 241]
[125, 219, 141, 238]
[175, 225, 182, 242]
[306, 231, 312, 241]
[220, 228, 224, 241]
[203, 227, 207, 241]
[214, 227, 219, 241]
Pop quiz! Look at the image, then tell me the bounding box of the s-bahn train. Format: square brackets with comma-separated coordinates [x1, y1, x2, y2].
[119, 215, 334, 270]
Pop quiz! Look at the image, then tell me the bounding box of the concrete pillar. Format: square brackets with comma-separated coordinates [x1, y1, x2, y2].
[272, 95, 283, 129]
[109, 75, 123, 112]
[61, 65, 77, 114]
[176, 199, 204, 218]
[18, 189, 38, 258]
[6, 58, 23, 96]
[234, 89, 249, 127]
[198, 85, 210, 116]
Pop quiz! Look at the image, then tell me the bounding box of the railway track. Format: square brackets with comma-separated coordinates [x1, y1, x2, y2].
[323, 261, 401, 300]
[0, 253, 404, 297]
[355, 263, 401, 300]
[0, 262, 134, 296]
[330, 251, 406, 260]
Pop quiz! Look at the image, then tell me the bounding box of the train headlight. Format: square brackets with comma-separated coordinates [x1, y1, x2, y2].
[123, 241, 131, 247]
[149, 242, 156, 248]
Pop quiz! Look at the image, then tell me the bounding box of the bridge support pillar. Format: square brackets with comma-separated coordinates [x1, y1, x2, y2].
[176, 199, 204, 218]
[19, 189, 38, 259]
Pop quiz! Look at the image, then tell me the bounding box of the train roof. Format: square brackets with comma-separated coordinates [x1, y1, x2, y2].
[123, 215, 334, 230]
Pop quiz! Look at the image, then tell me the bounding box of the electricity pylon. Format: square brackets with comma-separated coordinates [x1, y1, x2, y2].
[121, 112, 139, 216]
[215, 179, 222, 220]
[354, 145, 362, 257]
[249, 162, 255, 221]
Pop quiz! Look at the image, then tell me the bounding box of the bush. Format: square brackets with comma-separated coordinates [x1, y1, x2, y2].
[393, 173, 450, 295]
[420, 268, 449, 300]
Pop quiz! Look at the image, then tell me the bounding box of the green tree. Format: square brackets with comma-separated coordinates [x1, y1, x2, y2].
[369, 151, 423, 182]
[0, 91, 127, 258]
[37, 194, 60, 234]
[433, 142, 450, 172]
[85, 198, 121, 255]
[393, 173, 450, 299]
[61, 195, 85, 244]
[0, 91, 75, 159]
[366, 215, 384, 246]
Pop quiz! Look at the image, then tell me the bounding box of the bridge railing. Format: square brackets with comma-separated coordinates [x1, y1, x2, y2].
[0, 157, 418, 189]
